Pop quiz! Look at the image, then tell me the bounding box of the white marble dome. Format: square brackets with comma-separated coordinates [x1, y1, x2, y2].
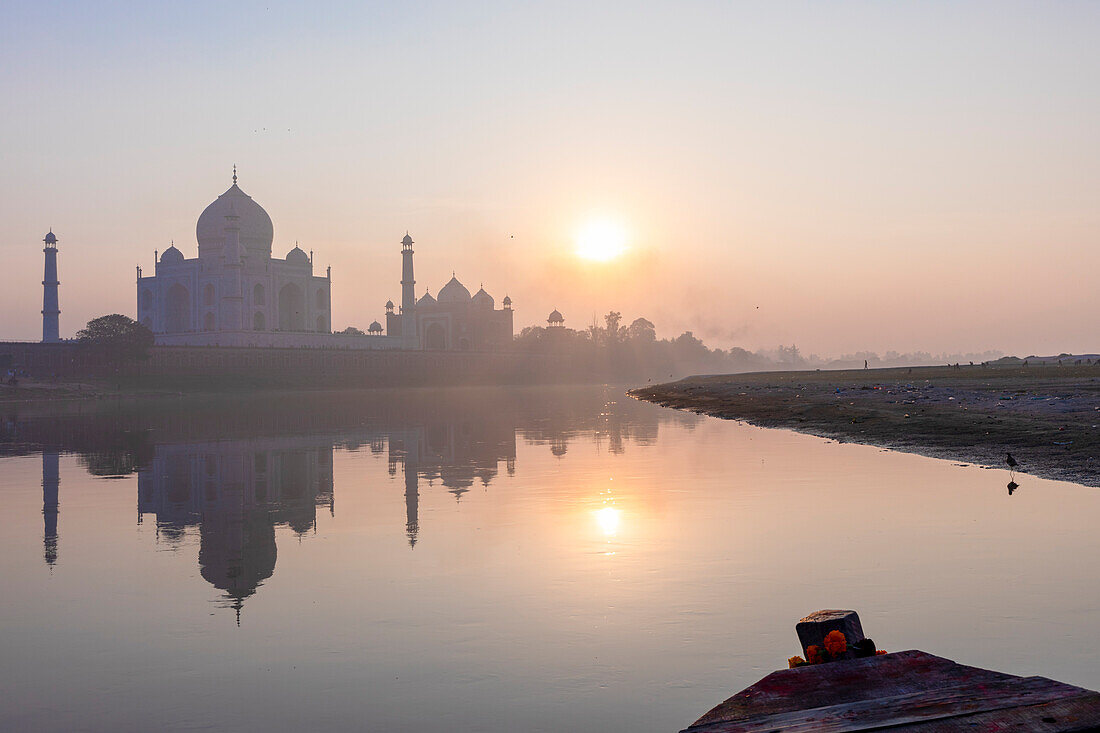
[160, 245, 185, 265]
[196, 181, 274, 256]
[472, 287, 494, 309]
[286, 245, 309, 265]
[438, 276, 471, 303]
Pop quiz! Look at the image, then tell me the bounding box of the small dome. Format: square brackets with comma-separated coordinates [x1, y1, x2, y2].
[385, 299, 395, 311]
[548, 309, 564, 324]
[401, 233, 414, 246]
[472, 287, 494, 309]
[160, 245, 185, 265]
[438, 276, 471, 303]
[43, 231, 57, 245]
[286, 246, 309, 265]
[502, 295, 512, 305]
[368, 320, 383, 333]
[417, 290, 437, 306]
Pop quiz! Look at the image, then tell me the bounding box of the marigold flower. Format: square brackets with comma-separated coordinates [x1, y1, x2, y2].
[823, 630, 847, 657]
[875, 649, 888, 655]
[788, 656, 805, 669]
[806, 645, 823, 664]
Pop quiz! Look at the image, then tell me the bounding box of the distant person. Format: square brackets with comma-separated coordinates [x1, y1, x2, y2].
[864, 360, 868, 369]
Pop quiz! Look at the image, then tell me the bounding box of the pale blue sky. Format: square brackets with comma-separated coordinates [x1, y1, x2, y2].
[2, 1, 1098, 353]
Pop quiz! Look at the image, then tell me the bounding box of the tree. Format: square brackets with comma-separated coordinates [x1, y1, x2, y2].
[626, 317, 656, 342]
[337, 326, 365, 335]
[77, 314, 154, 362]
[604, 311, 622, 342]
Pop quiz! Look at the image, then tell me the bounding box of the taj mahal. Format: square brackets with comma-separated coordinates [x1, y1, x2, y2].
[135, 169, 513, 351]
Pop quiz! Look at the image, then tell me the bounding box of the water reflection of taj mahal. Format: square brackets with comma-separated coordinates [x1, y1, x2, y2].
[135, 422, 517, 620]
[13, 388, 696, 622]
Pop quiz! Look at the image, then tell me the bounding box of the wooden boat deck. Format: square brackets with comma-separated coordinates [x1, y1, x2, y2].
[684, 650, 1100, 732]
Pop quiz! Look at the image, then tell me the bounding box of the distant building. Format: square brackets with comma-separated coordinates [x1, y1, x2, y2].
[136, 170, 512, 351]
[393, 273, 513, 351]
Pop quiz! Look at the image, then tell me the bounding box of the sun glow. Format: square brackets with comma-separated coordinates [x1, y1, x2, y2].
[594, 506, 622, 537]
[575, 218, 628, 262]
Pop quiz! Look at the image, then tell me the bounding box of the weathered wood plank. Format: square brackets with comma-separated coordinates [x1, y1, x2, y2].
[691, 651, 1018, 727]
[684, 675, 1099, 732]
[896, 696, 1100, 732]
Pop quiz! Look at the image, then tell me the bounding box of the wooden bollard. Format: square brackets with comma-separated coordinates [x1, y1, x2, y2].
[796, 610, 869, 659]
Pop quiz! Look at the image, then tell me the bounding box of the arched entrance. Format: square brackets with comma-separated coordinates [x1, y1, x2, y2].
[254, 311, 266, 331]
[425, 322, 446, 350]
[165, 283, 191, 333]
[203, 312, 216, 331]
[278, 283, 305, 331]
[315, 315, 326, 333]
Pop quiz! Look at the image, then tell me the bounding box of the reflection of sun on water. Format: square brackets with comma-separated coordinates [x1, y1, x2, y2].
[575, 218, 628, 262]
[595, 506, 621, 537]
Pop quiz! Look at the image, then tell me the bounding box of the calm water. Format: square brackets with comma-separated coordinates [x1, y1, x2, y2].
[1, 386, 1098, 732]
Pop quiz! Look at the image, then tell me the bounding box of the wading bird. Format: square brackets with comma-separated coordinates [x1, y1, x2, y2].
[1005, 452, 1018, 469]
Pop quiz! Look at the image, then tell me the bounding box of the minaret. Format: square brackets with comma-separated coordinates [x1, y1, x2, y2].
[41, 231, 60, 343]
[43, 451, 60, 566]
[400, 233, 417, 346]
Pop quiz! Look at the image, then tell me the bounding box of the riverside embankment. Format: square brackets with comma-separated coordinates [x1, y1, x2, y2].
[630, 364, 1100, 487]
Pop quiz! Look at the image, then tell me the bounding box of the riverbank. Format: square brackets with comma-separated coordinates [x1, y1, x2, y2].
[630, 364, 1100, 487]
[0, 374, 305, 404]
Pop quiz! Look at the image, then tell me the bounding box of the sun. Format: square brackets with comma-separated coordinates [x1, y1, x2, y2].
[575, 218, 628, 262]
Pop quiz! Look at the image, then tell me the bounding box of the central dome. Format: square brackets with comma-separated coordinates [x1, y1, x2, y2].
[196, 181, 274, 257]
[438, 276, 471, 303]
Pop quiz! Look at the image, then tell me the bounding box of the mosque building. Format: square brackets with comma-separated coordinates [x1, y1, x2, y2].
[135, 170, 513, 351]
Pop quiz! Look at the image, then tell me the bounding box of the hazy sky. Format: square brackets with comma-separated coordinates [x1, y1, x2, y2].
[2, 1, 1098, 355]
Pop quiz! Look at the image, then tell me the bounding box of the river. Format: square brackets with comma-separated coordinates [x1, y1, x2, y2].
[1, 386, 1097, 731]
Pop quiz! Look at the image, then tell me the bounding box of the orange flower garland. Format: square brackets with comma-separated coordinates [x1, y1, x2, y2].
[788, 630, 887, 667]
[823, 630, 847, 656]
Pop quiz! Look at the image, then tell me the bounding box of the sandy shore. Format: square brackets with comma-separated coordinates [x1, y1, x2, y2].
[630, 364, 1100, 487]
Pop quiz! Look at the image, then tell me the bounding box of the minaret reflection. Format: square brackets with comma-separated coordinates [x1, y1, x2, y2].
[42, 451, 59, 566]
[138, 439, 334, 622]
[387, 415, 516, 548]
[405, 454, 420, 548]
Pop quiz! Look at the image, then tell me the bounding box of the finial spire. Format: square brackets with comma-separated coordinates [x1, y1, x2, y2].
[232, 164, 237, 185]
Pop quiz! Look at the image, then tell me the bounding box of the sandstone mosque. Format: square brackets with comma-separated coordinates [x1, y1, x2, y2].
[135, 169, 514, 351]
